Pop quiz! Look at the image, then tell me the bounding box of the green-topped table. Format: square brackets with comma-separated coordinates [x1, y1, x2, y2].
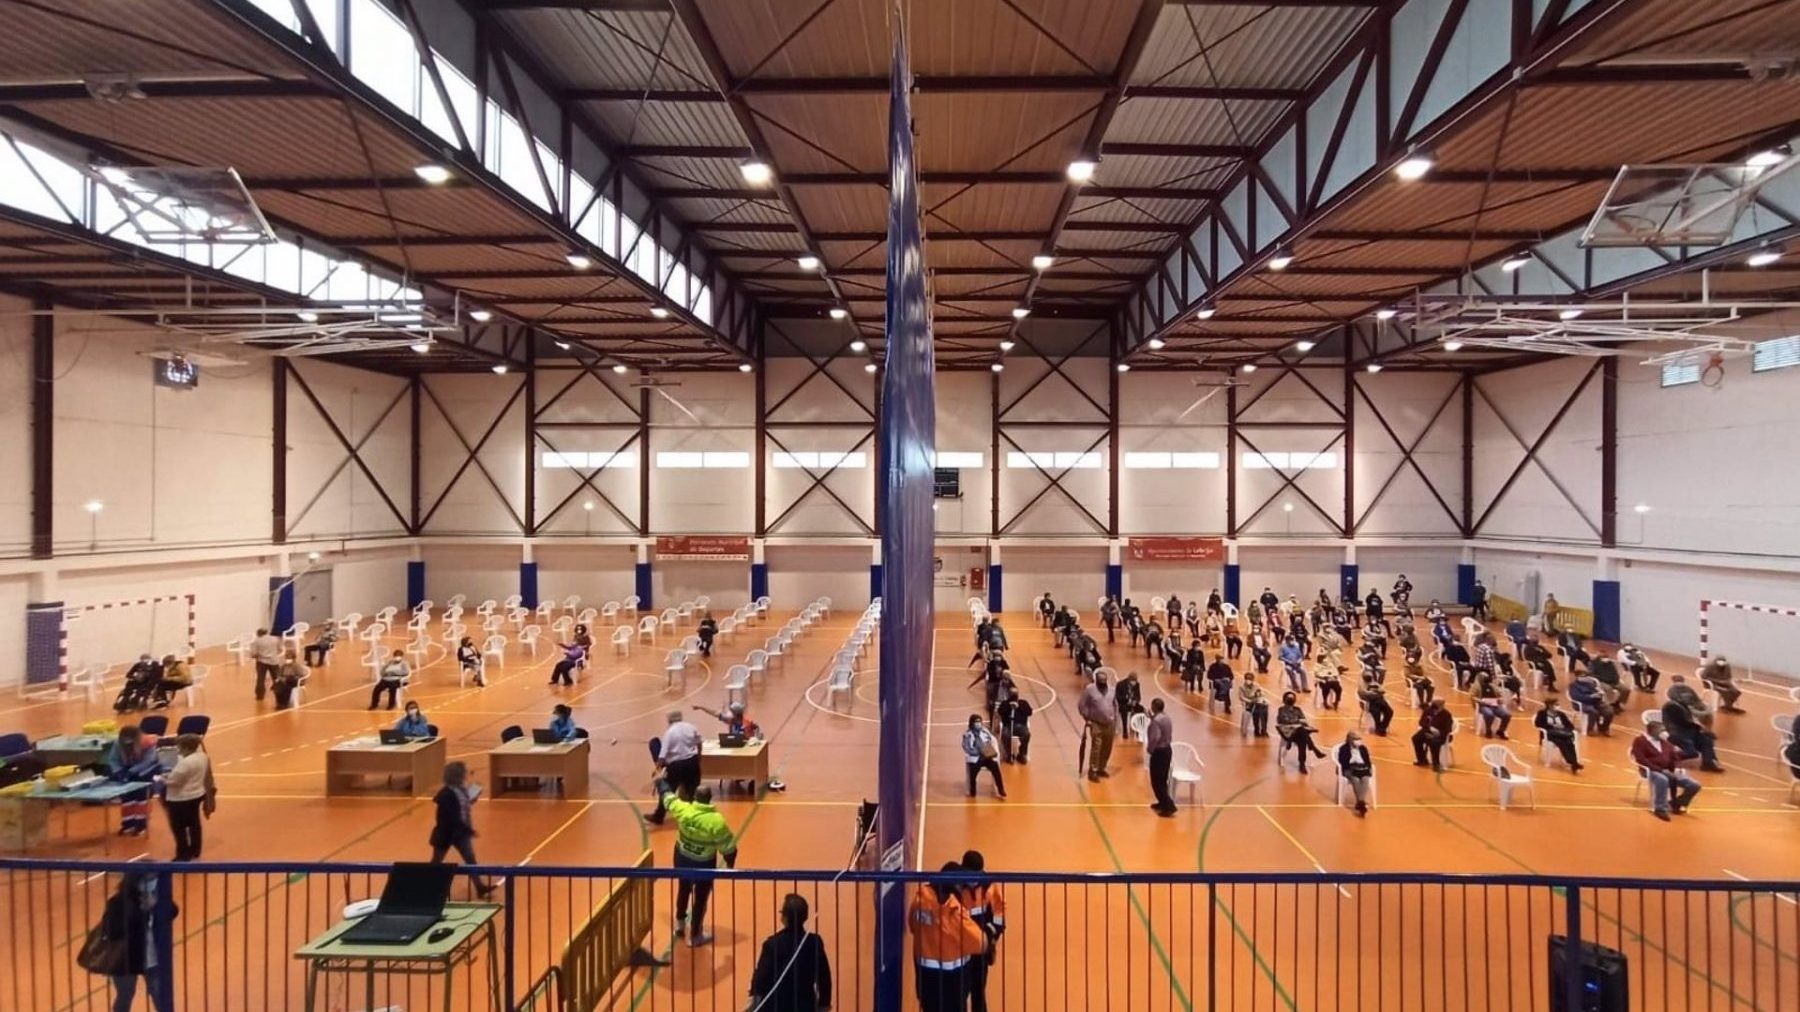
[294, 901, 503, 1012]
[0, 777, 144, 850]
[33, 733, 116, 768]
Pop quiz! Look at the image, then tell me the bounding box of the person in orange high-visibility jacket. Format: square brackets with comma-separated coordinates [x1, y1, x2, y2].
[908, 862, 989, 1012]
[957, 850, 1007, 1012]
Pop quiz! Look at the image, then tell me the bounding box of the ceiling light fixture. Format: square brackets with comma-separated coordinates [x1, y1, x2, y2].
[413, 164, 452, 185]
[583, 500, 595, 512]
[865, 362, 878, 374]
[849, 338, 867, 352]
[1375, 308, 1397, 321]
[1442, 340, 1464, 352]
[612, 363, 628, 374]
[1147, 337, 1166, 350]
[738, 362, 753, 373]
[650, 307, 670, 319]
[554, 340, 571, 350]
[1267, 251, 1294, 271]
[1746, 148, 1786, 169]
[1116, 362, 1131, 373]
[296, 310, 319, 323]
[998, 339, 1015, 352]
[991, 362, 1004, 373]
[379, 312, 423, 323]
[1195, 305, 1216, 320]
[1366, 363, 1383, 373]
[797, 255, 821, 271]
[1295, 340, 1315, 352]
[1066, 158, 1097, 183]
[410, 341, 431, 354]
[1031, 253, 1055, 270]
[1241, 363, 1258, 374]
[1011, 307, 1030, 320]
[85, 499, 104, 514]
[491, 363, 509, 374]
[1393, 152, 1434, 182]
[1746, 247, 1783, 268]
[829, 307, 848, 320]
[566, 252, 592, 269]
[738, 159, 773, 185]
[1558, 308, 1583, 321]
[468, 309, 492, 322]
[1282, 502, 1295, 513]
[1633, 503, 1651, 514]
[1501, 254, 1532, 272]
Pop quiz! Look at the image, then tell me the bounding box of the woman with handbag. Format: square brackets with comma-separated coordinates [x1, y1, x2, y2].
[158, 734, 213, 861]
[81, 872, 177, 1012]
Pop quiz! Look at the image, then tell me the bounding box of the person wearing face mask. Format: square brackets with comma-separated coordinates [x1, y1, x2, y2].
[1079, 674, 1116, 782]
[394, 701, 432, 739]
[962, 715, 1006, 800]
[1275, 692, 1328, 773]
[1631, 713, 1701, 821]
[1336, 731, 1374, 816]
[1534, 698, 1583, 772]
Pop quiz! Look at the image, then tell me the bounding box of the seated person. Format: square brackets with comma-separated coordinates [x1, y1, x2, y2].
[1473, 671, 1512, 739]
[1696, 657, 1746, 713]
[370, 651, 409, 710]
[1534, 699, 1583, 772]
[1402, 644, 1432, 704]
[697, 701, 763, 741]
[996, 686, 1033, 764]
[1274, 693, 1328, 772]
[303, 623, 338, 666]
[1357, 676, 1393, 736]
[1160, 628, 1185, 671]
[152, 654, 193, 708]
[1357, 642, 1386, 685]
[1411, 699, 1455, 771]
[1632, 713, 1701, 821]
[274, 652, 309, 710]
[1315, 662, 1343, 710]
[1249, 632, 1272, 675]
[1239, 675, 1270, 736]
[1075, 637, 1102, 681]
[1336, 731, 1375, 816]
[1568, 672, 1613, 735]
[1142, 618, 1165, 660]
[548, 703, 580, 742]
[1589, 655, 1631, 712]
[457, 635, 485, 687]
[1505, 617, 1529, 654]
[1618, 643, 1660, 691]
[1279, 638, 1308, 693]
[1521, 637, 1558, 693]
[1425, 601, 1446, 625]
[1442, 640, 1473, 690]
[1558, 630, 1591, 675]
[1206, 658, 1235, 711]
[1666, 674, 1714, 729]
[696, 612, 718, 657]
[1115, 673, 1145, 739]
[1785, 723, 1800, 780]
[1660, 697, 1723, 772]
[113, 654, 162, 713]
[1181, 643, 1206, 693]
[394, 701, 432, 739]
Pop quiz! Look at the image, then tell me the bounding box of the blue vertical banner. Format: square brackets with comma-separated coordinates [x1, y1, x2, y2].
[406, 560, 425, 610]
[635, 562, 653, 610]
[519, 562, 539, 610]
[869, 563, 883, 603]
[1340, 564, 1359, 603]
[987, 564, 1003, 614]
[1592, 579, 1621, 642]
[24, 601, 65, 689]
[750, 562, 769, 601]
[875, 22, 934, 1010]
[270, 577, 295, 633]
[1105, 564, 1123, 602]
[1223, 564, 1240, 606]
[1457, 563, 1477, 605]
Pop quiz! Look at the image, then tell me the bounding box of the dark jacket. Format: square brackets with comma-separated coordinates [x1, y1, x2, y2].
[100, 881, 178, 975]
[1418, 707, 1454, 739]
[1535, 708, 1576, 739]
[749, 927, 832, 1011]
[1336, 742, 1372, 777]
[430, 785, 475, 848]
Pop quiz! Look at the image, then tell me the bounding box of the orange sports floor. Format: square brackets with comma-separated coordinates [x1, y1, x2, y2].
[4, 604, 1797, 1010]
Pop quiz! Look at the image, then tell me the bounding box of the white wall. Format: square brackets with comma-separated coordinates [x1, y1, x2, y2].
[932, 372, 991, 537]
[56, 556, 275, 671]
[1122, 561, 1224, 605]
[536, 544, 637, 608]
[652, 560, 749, 609]
[1470, 357, 1602, 544]
[1238, 545, 1344, 605]
[649, 373, 753, 534]
[1356, 546, 1461, 604]
[1001, 545, 1108, 613]
[286, 359, 412, 540]
[1235, 368, 1346, 537]
[1352, 370, 1464, 536]
[0, 296, 35, 554]
[764, 358, 877, 536]
[766, 545, 869, 609]
[325, 546, 412, 619]
[532, 364, 642, 536]
[418, 372, 527, 535]
[1119, 372, 1228, 534]
[996, 358, 1110, 536]
[421, 544, 519, 605]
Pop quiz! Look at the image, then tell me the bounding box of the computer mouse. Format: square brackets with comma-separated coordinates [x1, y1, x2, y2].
[428, 926, 455, 943]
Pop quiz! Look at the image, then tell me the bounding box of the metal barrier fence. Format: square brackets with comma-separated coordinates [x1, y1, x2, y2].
[3, 859, 1795, 1011]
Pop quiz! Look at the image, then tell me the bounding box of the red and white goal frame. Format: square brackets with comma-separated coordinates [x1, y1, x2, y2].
[1697, 599, 1798, 683]
[61, 593, 198, 683]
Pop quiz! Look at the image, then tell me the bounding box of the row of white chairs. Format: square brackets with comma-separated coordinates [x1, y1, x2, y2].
[824, 599, 879, 710]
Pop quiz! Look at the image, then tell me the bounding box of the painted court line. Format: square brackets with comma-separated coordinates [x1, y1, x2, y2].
[1255, 806, 1352, 899]
[1723, 868, 1798, 905]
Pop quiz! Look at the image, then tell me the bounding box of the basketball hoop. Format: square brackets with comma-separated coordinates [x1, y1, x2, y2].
[1581, 154, 1798, 248]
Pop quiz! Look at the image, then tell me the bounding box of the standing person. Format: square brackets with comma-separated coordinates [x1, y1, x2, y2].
[747, 893, 832, 1012]
[664, 784, 738, 946]
[1145, 698, 1177, 817]
[1123, 599, 1142, 649]
[1534, 698, 1583, 771]
[909, 863, 987, 1012]
[1632, 714, 1701, 821]
[1411, 699, 1455, 771]
[962, 715, 1006, 799]
[369, 650, 409, 710]
[91, 873, 176, 1012]
[1470, 578, 1489, 621]
[1100, 596, 1120, 644]
[251, 627, 283, 702]
[1364, 590, 1389, 637]
[1541, 594, 1561, 634]
[1336, 731, 1375, 816]
[104, 726, 161, 837]
[1079, 673, 1115, 782]
[969, 617, 993, 667]
[996, 685, 1033, 764]
[648, 709, 703, 825]
[303, 622, 338, 667]
[696, 611, 718, 657]
[1392, 574, 1413, 611]
[457, 635, 486, 687]
[959, 851, 1006, 1012]
[1115, 672, 1144, 740]
[157, 734, 213, 862]
[428, 761, 495, 897]
[1166, 594, 1183, 631]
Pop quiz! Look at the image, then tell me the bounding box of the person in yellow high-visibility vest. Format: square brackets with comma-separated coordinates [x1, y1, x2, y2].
[663, 784, 737, 947]
[908, 862, 988, 1011]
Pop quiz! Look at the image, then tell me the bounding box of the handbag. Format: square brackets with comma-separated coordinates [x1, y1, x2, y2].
[76, 922, 128, 976]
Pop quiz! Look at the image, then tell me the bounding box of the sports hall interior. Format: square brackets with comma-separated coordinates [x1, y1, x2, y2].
[1, 0, 1798, 1010]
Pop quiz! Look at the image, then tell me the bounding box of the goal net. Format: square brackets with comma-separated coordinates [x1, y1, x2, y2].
[63, 595, 197, 681]
[1697, 600, 1799, 688]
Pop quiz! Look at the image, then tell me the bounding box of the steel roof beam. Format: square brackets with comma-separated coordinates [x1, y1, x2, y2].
[565, 79, 1307, 102]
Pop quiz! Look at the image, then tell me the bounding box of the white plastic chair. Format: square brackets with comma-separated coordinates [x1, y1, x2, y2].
[577, 607, 598, 628]
[536, 600, 558, 622]
[283, 621, 311, 649]
[719, 616, 737, 642]
[561, 595, 581, 613]
[446, 594, 467, 609]
[696, 595, 712, 611]
[621, 595, 640, 619]
[1333, 758, 1376, 811]
[826, 663, 854, 709]
[374, 606, 398, 627]
[611, 625, 633, 655]
[663, 649, 688, 688]
[815, 597, 830, 619]
[1461, 616, 1483, 649]
[746, 649, 769, 682]
[182, 665, 210, 708]
[679, 635, 700, 655]
[725, 664, 752, 707]
[552, 615, 574, 641]
[482, 614, 505, 635]
[677, 602, 696, 625]
[226, 636, 252, 666]
[1128, 712, 1150, 743]
[507, 607, 529, 630]
[477, 600, 498, 619]
[413, 599, 435, 618]
[1150, 596, 1166, 616]
[503, 594, 522, 610]
[755, 596, 772, 619]
[519, 625, 542, 659]
[68, 664, 106, 702]
[765, 636, 787, 664]
[361, 649, 384, 680]
[1482, 745, 1536, 810]
[483, 634, 507, 669]
[1170, 743, 1205, 804]
[638, 616, 659, 642]
[659, 608, 678, 634]
[442, 622, 467, 647]
[338, 613, 363, 640]
[1441, 717, 1461, 768]
[404, 633, 432, 667]
[1538, 728, 1579, 770]
[601, 601, 620, 622]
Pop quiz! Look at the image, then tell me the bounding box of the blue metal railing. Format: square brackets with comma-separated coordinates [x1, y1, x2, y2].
[4, 857, 1796, 1010]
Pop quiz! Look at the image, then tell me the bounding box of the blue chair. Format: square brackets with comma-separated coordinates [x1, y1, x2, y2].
[0, 733, 30, 760]
[575, 728, 590, 739]
[427, 724, 441, 739]
[137, 716, 169, 737]
[174, 715, 210, 737]
[500, 725, 523, 743]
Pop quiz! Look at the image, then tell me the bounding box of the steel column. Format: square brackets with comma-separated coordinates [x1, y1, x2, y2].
[639, 387, 652, 533]
[990, 369, 1002, 539]
[409, 375, 422, 533]
[1342, 358, 1355, 534]
[524, 338, 537, 535]
[1460, 373, 1473, 537]
[1225, 382, 1238, 537]
[271, 356, 288, 545]
[30, 297, 53, 558]
[1108, 355, 1121, 538]
[754, 345, 767, 537]
[1600, 355, 1617, 547]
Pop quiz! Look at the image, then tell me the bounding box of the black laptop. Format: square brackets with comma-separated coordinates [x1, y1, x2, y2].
[340, 863, 455, 945]
[718, 732, 747, 748]
[531, 728, 561, 745]
[378, 729, 409, 745]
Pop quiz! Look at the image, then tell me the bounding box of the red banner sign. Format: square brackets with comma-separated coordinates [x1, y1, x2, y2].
[655, 536, 751, 561]
[1126, 537, 1226, 563]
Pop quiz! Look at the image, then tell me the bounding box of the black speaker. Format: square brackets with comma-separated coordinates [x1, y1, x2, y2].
[1548, 935, 1628, 1011]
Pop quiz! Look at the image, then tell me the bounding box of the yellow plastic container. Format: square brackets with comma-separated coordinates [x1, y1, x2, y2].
[80, 719, 120, 736]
